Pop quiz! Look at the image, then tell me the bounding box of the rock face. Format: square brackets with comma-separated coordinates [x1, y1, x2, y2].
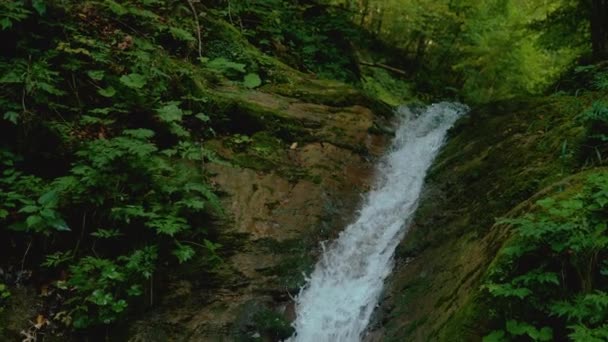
[370, 96, 595, 341]
[128, 78, 392, 341]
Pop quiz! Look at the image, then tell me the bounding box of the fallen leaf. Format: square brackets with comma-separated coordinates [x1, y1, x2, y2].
[35, 314, 48, 329]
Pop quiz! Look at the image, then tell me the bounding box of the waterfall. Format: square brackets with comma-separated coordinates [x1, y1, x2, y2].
[288, 102, 468, 342]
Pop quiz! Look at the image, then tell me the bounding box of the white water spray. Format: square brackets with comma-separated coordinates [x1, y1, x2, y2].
[288, 102, 468, 342]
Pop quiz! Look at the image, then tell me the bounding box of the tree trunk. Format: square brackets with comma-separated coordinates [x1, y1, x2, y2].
[591, 0, 608, 60]
[359, 0, 369, 26]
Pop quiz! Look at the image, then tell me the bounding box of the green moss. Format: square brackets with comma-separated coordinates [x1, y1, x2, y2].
[256, 238, 315, 289]
[252, 309, 295, 340]
[232, 302, 294, 342]
[441, 169, 607, 340]
[360, 67, 414, 107]
[203, 17, 304, 85]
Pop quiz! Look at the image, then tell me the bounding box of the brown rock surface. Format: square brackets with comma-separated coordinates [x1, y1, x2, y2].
[128, 80, 391, 341]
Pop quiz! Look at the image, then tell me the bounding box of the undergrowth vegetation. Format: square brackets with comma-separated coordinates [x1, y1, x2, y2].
[214, 0, 361, 82]
[479, 69, 608, 341]
[483, 172, 608, 341]
[0, 0, 233, 332]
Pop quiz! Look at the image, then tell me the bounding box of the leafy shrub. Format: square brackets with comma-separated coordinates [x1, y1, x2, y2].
[482, 173, 608, 341]
[0, 0, 225, 331]
[215, 0, 361, 82]
[578, 101, 608, 164]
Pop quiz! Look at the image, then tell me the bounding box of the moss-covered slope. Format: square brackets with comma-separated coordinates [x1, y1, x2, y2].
[372, 92, 607, 341]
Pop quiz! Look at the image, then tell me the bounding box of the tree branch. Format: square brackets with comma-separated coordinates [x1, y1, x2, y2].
[359, 61, 408, 77]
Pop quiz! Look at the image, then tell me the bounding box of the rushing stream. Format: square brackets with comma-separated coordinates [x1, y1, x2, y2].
[288, 102, 468, 342]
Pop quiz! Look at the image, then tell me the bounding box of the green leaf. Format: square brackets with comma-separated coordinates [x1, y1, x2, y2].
[168, 27, 195, 42]
[119, 73, 146, 89]
[172, 243, 195, 263]
[243, 73, 262, 88]
[91, 228, 122, 239]
[105, 0, 128, 15]
[111, 299, 127, 313]
[533, 327, 553, 341]
[123, 129, 155, 139]
[87, 70, 105, 81]
[207, 57, 246, 74]
[485, 283, 532, 299]
[25, 215, 43, 228]
[0, 18, 12, 30]
[49, 217, 70, 231]
[41, 251, 72, 268]
[126, 285, 143, 296]
[3, 111, 19, 124]
[19, 205, 39, 214]
[482, 330, 507, 342]
[156, 102, 183, 122]
[38, 190, 58, 206]
[32, 0, 46, 15]
[90, 289, 113, 306]
[506, 320, 530, 336]
[146, 216, 188, 236]
[98, 86, 116, 97]
[204, 239, 222, 253]
[195, 113, 210, 122]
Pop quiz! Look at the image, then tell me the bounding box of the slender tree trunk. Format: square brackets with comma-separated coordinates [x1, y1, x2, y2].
[359, 0, 369, 26]
[591, 0, 608, 60]
[413, 34, 426, 71]
[373, 5, 384, 36]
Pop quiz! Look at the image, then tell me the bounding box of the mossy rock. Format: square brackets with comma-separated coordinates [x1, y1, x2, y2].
[232, 301, 294, 342]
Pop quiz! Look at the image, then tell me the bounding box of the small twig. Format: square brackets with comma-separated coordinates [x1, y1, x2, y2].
[21, 56, 31, 114]
[70, 73, 82, 109]
[51, 107, 71, 126]
[21, 87, 27, 113]
[111, 17, 145, 37]
[186, 0, 203, 58]
[181, 240, 207, 249]
[20, 239, 33, 273]
[149, 275, 154, 306]
[359, 61, 408, 76]
[200, 139, 205, 172]
[72, 212, 87, 257]
[238, 17, 244, 33]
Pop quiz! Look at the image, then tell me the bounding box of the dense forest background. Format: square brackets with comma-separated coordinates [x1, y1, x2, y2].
[1, 0, 608, 341]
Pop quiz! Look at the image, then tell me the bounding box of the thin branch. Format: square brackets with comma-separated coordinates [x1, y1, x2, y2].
[20, 239, 33, 273]
[186, 0, 203, 58]
[70, 72, 82, 110]
[149, 275, 154, 306]
[200, 139, 205, 173]
[359, 61, 408, 76]
[72, 212, 87, 257]
[21, 56, 31, 114]
[180, 240, 207, 249]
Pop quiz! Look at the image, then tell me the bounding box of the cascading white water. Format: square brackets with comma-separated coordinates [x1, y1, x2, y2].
[288, 102, 468, 342]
